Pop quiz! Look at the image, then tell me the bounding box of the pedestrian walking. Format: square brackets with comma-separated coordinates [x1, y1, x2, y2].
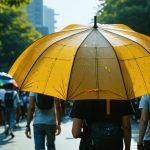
[70, 100, 133, 150]
[20, 91, 30, 118]
[4, 83, 21, 138]
[25, 92, 61, 150]
[137, 94, 150, 150]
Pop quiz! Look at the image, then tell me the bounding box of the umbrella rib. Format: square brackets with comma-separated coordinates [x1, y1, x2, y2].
[100, 29, 149, 94]
[60, 27, 89, 32]
[26, 28, 90, 55]
[95, 47, 100, 99]
[68, 78, 84, 100]
[53, 80, 67, 99]
[50, 27, 89, 37]
[122, 46, 149, 95]
[101, 27, 134, 33]
[19, 28, 90, 91]
[43, 29, 92, 94]
[97, 29, 129, 100]
[12, 28, 90, 88]
[102, 27, 149, 40]
[66, 29, 94, 100]
[101, 28, 150, 55]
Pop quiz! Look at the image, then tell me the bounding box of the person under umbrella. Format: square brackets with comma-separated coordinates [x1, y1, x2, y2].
[70, 100, 134, 150]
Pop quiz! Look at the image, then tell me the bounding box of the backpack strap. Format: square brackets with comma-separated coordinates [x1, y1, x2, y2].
[79, 120, 95, 150]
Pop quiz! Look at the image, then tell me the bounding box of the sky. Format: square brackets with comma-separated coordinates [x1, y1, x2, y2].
[43, 0, 100, 31]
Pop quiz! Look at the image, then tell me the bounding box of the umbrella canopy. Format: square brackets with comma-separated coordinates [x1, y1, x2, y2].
[8, 21, 150, 101]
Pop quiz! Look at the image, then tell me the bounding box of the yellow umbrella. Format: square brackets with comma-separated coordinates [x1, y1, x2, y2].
[9, 17, 150, 103]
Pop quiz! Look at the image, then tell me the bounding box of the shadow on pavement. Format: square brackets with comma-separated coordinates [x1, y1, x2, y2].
[0, 119, 26, 146]
[0, 132, 15, 146]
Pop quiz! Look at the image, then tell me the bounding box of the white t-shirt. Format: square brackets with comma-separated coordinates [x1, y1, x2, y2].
[29, 92, 56, 125]
[139, 95, 150, 141]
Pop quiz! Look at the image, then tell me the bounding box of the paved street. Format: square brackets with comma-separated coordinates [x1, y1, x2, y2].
[0, 118, 138, 150]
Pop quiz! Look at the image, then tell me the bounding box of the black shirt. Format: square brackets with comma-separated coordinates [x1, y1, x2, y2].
[70, 100, 134, 123]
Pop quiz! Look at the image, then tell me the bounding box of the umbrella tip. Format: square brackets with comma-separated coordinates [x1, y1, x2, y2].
[93, 16, 98, 28]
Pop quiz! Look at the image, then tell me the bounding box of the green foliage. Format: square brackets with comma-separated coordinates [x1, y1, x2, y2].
[97, 0, 150, 35]
[0, 0, 30, 7]
[0, 6, 42, 71]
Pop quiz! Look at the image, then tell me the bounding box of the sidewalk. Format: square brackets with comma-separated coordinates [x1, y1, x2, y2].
[131, 120, 139, 150]
[0, 118, 138, 150]
[0, 118, 80, 150]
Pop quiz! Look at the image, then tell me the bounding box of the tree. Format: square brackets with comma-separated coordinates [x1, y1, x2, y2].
[0, 6, 42, 71]
[97, 0, 150, 35]
[0, 0, 30, 7]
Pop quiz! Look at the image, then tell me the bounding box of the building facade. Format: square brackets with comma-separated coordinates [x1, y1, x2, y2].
[26, 0, 55, 35]
[43, 6, 55, 34]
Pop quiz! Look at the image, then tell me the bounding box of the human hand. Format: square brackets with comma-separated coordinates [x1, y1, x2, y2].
[25, 126, 32, 139]
[55, 125, 61, 136]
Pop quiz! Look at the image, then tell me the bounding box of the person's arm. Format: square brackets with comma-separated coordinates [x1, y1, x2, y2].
[121, 115, 132, 150]
[72, 118, 83, 138]
[25, 96, 35, 139]
[55, 98, 61, 135]
[137, 109, 148, 149]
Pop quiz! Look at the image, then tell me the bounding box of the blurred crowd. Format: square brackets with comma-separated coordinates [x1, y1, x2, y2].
[0, 84, 72, 128]
[0, 84, 142, 128]
[0, 84, 29, 132]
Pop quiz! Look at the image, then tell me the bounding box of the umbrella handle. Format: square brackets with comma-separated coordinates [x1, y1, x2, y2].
[106, 99, 110, 115]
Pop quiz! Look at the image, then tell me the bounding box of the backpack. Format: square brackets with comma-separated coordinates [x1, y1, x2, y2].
[4, 92, 14, 109]
[80, 121, 123, 150]
[36, 93, 54, 110]
[89, 122, 123, 141]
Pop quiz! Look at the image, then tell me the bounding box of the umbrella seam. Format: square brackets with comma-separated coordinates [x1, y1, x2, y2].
[101, 28, 150, 55]
[97, 28, 129, 100]
[61, 27, 90, 32]
[122, 48, 149, 96]
[21, 28, 90, 55]
[101, 27, 149, 41]
[95, 47, 99, 99]
[101, 27, 134, 33]
[66, 29, 94, 100]
[100, 28, 149, 94]
[19, 28, 91, 93]
[43, 30, 92, 95]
